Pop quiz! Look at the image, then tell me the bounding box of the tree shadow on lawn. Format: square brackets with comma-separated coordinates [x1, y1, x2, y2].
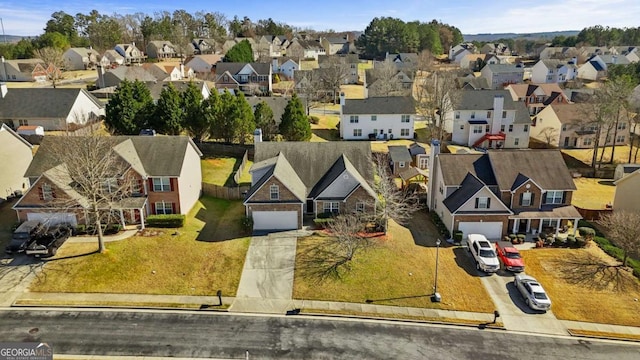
[312, 129, 340, 141]
[406, 213, 443, 248]
[551, 252, 639, 292]
[223, 157, 250, 187]
[194, 200, 250, 243]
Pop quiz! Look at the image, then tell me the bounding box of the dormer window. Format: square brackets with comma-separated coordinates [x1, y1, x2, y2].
[270, 185, 279, 200]
[475, 197, 490, 209]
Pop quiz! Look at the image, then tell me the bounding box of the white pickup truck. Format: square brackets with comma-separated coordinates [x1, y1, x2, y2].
[467, 234, 500, 273]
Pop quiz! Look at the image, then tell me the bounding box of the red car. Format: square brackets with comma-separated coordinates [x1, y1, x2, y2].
[495, 241, 525, 272]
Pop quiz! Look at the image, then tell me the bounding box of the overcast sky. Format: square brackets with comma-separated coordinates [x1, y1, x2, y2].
[1, 0, 639, 36]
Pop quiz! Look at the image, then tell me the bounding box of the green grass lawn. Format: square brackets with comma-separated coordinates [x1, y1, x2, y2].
[30, 197, 251, 296]
[293, 220, 495, 313]
[201, 157, 253, 186]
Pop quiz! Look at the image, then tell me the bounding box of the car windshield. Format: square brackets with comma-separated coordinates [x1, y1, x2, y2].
[479, 249, 496, 258]
[533, 292, 548, 300]
[505, 252, 521, 259]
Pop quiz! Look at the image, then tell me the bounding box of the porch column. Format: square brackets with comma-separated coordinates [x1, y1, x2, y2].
[139, 208, 145, 230]
[573, 218, 580, 236]
[119, 209, 126, 227]
[554, 219, 560, 237]
[512, 219, 517, 234]
[538, 219, 543, 234]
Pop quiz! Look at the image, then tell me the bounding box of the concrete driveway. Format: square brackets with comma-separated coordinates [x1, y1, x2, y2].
[0, 254, 42, 306]
[230, 230, 310, 314]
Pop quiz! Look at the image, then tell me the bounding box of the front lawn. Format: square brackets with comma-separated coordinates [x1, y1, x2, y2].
[572, 178, 615, 210]
[201, 157, 252, 186]
[293, 220, 495, 313]
[30, 197, 251, 296]
[521, 246, 640, 327]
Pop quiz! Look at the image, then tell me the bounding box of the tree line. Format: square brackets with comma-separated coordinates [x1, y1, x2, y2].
[104, 80, 311, 142]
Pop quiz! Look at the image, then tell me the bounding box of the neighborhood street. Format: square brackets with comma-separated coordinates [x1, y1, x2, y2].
[1, 309, 638, 360]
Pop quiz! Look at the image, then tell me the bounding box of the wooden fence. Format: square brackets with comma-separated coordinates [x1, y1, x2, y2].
[202, 183, 250, 200]
[575, 206, 613, 221]
[233, 150, 249, 185]
[196, 142, 254, 160]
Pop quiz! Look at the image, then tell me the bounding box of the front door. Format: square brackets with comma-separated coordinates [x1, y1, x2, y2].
[518, 219, 528, 233]
[306, 200, 314, 214]
[563, 137, 570, 147]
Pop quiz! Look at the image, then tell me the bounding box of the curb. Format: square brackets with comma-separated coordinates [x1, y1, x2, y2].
[11, 302, 230, 312]
[567, 329, 640, 343]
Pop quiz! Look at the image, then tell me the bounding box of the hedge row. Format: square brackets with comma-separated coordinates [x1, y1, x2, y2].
[146, 214, 186, 228]
[430, 211, 450, 239]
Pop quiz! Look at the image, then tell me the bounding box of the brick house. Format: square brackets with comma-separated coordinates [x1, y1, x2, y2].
[427, 140, 581, 240]
[244, 142, 376, 231]
[214, 62, 272, 95]
[13, 136, 202, 228]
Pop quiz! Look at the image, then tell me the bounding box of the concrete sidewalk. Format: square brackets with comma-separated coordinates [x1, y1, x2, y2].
[15, 292, 234, 309]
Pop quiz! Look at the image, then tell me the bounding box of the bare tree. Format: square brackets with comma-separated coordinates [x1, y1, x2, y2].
[372, 153, 421, 234]
[295, 70, 328, 115]
[367, 59, 406, 97]
[317, 57, 350, 104]
[46, 135, 136, 253]
[597, 211, 640, 267]
[36, 47, 67, 88]
[414, 70, 460, 142]
[540, 127, 560, 147]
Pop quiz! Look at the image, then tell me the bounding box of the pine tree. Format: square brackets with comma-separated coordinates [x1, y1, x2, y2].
[254, 101, 277, 141]
[182, 82, 208, 141]
[153, 83, 183, 135]
[216, 90, 238, 143]
[224, 39, 254, 62]
[279, 94, 311, 141]
[131, 80, 155, 131]
[232, 92, 256, 144]
[203, 90, 223, 140]
[105, 79, 154, 135]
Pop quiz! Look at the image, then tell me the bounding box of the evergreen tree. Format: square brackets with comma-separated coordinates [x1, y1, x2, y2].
[153, 83, 183, 135]
[224, 39, 253, 62]
[232, 92, 256, 144]
[131, 80, 155, 131]
[203, 90, 223, 140]
[279, 94, 311, 141]
[216, 90, 238, 142]
[254, 101, 277, 141]
[105, 80, 154, 135]
[182, 82, 208, 141]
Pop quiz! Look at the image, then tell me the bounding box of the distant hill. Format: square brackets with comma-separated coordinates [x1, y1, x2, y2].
[463, 31, 580, 42]
[0, 35, 30, 43]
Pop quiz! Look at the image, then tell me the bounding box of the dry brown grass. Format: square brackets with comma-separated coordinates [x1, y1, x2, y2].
[562, 146, 638, 166]
[340, 84, 365, 99]
[293, 221, 495, 313]
[572, 178, 616, 209]
[300, 60, 318, 70]
[303, 309, 503, 327]
[520, 246, 640, 327]
[370, 140, 430, 153]
[568, 329, 640, 342]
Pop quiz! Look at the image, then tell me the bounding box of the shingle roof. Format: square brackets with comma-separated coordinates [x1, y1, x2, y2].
[388, 146, 413, 163]
[548, 103, 589, 124]
[215, 62, 271, 75]
[599, 54, 631, 65]
[144, 81, 206, 101]
[0, 88, 103, 119]
[253, 142, 373, 196]
[246, 96, 290, 125]
[343, 96, 415, 115]
[318, 54, 358, 65]
[443, 173, 485, 212]
[484, 64, 524, 74]
[106, 66, 157, 82]
[187, 54, 224, 66]
[438, 154, 497, 186]
[457, 77, 490, 90]
[487, 150, 576, 191]
[25, 136, 201, 178]
[458, 90, 521, 111]
[409, 142, 426, 156]
[245, 152, 306, 203]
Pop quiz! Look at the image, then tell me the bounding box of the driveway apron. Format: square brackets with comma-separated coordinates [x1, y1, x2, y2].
[229, 232, 299, 314]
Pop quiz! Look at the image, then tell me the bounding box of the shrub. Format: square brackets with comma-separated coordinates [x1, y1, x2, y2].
[566, 235, 576, 247]
[553, 236, 564, 247]
[74, 224, 86, 235]
[146, 214, 186, 228]
[575, 237, 586, 248]
[578, 227, 596, 240]
[453, 231, 463, 243]
[241, 216, 253, 231]
[313, 218, 332, 229]
[577, 220, 604, 237]
[309, 115, 320, 124]
[272, 73, 281, 83]
[509, 233, 517, 240]
[429, 211, 450, 239]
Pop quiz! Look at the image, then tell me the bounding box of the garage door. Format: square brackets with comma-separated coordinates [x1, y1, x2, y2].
[458, 222, 503, 240]
[252, 211, 298, 231]
[27, 212, 78, 227]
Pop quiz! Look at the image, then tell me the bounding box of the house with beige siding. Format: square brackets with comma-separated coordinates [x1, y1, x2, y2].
[13, 136, 202, 228]
[613, 169, 640, 213]
[0, 124, 33, 201]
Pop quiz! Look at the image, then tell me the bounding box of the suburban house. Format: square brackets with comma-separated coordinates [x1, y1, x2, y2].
[613, 167, 640, 213]
[530, 59, 578, 84]
[447, 90, 531, 149]
[286, 38, 326, 60]
[611, 46, 640, 63]
[0, 124, 33, 201]
[271, 57, 299, 80]
[449, 43, 476, 63]
[190, 38, 220, 55]
[506, 83, 570, 115]
[388, 145, 413, 176]
[456, 77, 490, 90]
[114, 43, 145, 64]
[321, 36, 350, 55]
[102, 50, 125, 66]
[530, 103, 630, 148]
[577, 57, 607, 81]
[538, 46, 578, 60]
[13, 136, 202, 228]
[340, 95, 415, 140]
[0, 84, 104, 131]
[364, 68, 413, 98]
[146, 41, 177, 59]
[459, 54, 500, 70]
[96, 65, 157, 88]
[145, 80, 211, 102]
[385, 53, 419, 71]
[244, 141, 376, 231]
[185, 54, 224, 75]
[214, 62, 272, 95]
[0, 58, 49, 82]
[427, 140, 581, 240]
[318, 54, 359, 84]
[480, 64, 524, 89]
[480, 43, 510, 56]
[63, 47, 101, 70]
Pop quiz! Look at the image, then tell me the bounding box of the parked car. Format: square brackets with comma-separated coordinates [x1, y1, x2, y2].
[5, 220, 43, 254]
[467, 234, 500, 273]
[25, 225, 72, 258]
[495, 241, 525, 272]
[514, 274, 552, 312]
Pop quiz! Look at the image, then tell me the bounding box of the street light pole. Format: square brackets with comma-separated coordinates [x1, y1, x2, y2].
[431, 238, 442, 303]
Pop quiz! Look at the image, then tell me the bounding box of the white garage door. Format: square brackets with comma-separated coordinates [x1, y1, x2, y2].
[27, 212, 78, 227]
[458, 222, 503, 240]
[252, 211, 298, 231]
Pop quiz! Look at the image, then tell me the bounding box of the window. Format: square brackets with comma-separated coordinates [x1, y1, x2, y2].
[223, 75, 228, 81]
[356, 202, 365, 212]
[401, 115, 411, 123]
[399, 161, 406, 168]
[548, 69, 554, 74]
[475, 197, 490, 209]
[455, 112, 460, 119]
[471, 111, 476, 119]
[371, 115, 377, 121]
[545, 190, 563, 204]
[18, 119, 29, 126]
[323, 202, 339, 214]
[419, 157, 429, 168]
[132, 179, 143, 195]
[353, 129, 362, 137]
[542, 219, 559, 228]
[350, 115, 359, 123]
[388, 129, 392, 134]
[618, 122, 627, 130]
[103, 178, 118, 193]
[508, 124, 513, 132]
[502, 111, 507, 118]
[546, 75, 553, 81]
[523, 124, 529, 132]
[155, 201, 174, 215]
[401, 128, 410, 136]
[473, 125, 483, 134]
[521, 192, 532, 206]
[500, 124, 505, 132]
[153, 177, 171, 192]
[583, 138, 592, 146]
[42, 183, 53, 201]
[616, 135, 625, 143]
[460, 124, 464, 130]
[270, 185, 279, 200]
[487, 111, 491, 118]
[485, 125, 490, 133]
[514, 138, 520, 146]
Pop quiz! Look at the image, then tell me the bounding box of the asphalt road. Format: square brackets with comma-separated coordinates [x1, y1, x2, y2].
[0, 309, 637, 359]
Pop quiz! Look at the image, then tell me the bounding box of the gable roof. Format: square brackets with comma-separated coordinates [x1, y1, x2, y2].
[318, 54, 359, 65]
[141, 63, 170, 81]
[457, 89, 531, 125]
[484, 64, 524, 74]
[443, 173, 486, 212]
[246, 96, 290, 125]
[25, 136, 201, 178]
[106, 66, 157, 82]
[0, 123, 33, 149]
[487, 150, 576, 191]
[343, 96, 415, 115]
[548, 103, 589, 124]
[409, 142, 426, 156]
[438, 154, 497, 186]
[144, 80, 206, 101]
[588, 60, 605, 72]
[0, 88, 103, 119]
[215, 62, 271, 75]
[388, 146, 413, 163]
[309, 154, 376, 200]
[614, 167, 640, 185]
[187, 54, 224, 67]
[245, 152, 306, 203]
[65, 47, 100, 58]
[457, 77, 490, 90]
[253, 142, 373, 196]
